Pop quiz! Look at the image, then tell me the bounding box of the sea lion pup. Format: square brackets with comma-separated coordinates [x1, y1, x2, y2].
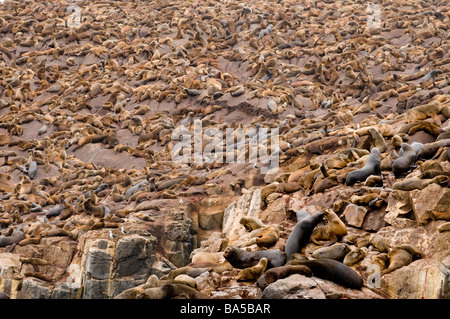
[345, 147, 381, 186]
[223, 247, 286, 269]
[368, 128, 387, 153]
[284, 211, 325, 260]
[310, 226, 337, 246]
[343, 247, 367, 266]
[392, 143, 417, 178]
[365, 175, 383, 187]
[382, 245, 422, 276]
[291, 258, 364, 289]
[311, 243, 351, 261]
[237, 257, 268, 282]
[368, 234, 390, 253]
[392, 175, 448, 191]
[242, 225, 284, 248]
[323, 209, 348, 237]
[369, 253, 390, 273]
[239, 216, 264, 232]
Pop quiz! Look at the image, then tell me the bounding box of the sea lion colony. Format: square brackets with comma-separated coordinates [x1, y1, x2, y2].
[0, 0, 449, 299]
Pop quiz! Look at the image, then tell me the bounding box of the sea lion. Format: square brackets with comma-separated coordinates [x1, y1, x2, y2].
[370, 253, 389, 273]
[311, 243, 351, 261]
[323, 209, 348, 237]
[438, 222, 450, 232]
[392, 175, 448, 191]
[345, 147, 381, 186]
[310, 226, 337, 246]
[365, 175, 383, 187]
[239, 216, 264, 232]
[392, 143, 417, 178]
[382, 244, 422, 276]
[275, 181, 302, 194]
[292, 258, 364, 289]
[343, 247, 367, 266]
[159, 283, 210, 299]
[369, 234, 390, 253]
[223, 247, 286, 269]
[0, 227, 26, 247]
[257, 264, 313, 290]
[242, 225, 283, 248]
[284, 211, 325, 260]
[417, 139, 450, 160]
[161, 266, 211, 280]
[368, 128, 387, 153]
[237, 257, 268, 282]
[174, 274, 197, 288]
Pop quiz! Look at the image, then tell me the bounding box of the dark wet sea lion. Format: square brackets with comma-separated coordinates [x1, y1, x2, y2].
[284, 211, 325, 260]
[223, 246, 286, 269]
[292, 258, 364, 289]
[392, 143, 416, 178]
[345, 147, 381, 186]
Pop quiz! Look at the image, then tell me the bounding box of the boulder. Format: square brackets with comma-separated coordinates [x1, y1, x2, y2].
[343, 204, 368, 228]
[381, 251, 449, 299]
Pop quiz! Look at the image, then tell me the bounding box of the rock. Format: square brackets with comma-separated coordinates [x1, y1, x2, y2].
[381, 251, 449, 299]
[412, 184, 450, 224]
[114, 234, 156, 277]
[384, 190, 415, 225]
[343, 204, 368, 228]
[261, 274, 325, 299]
[163, 210, 195, 267]
[18, 278, 53, 299]
[222, 188, 262, 245]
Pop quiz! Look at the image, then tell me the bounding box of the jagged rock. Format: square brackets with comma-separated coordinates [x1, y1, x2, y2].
[163, 210, 195, 267]
[343, 204, 368, 228]
[222, 188, 261, 245]
[385, 190, 415, 226]
[412, 184, 450, 224]
[19, 278, 53, 299]
[114, 234, 156, 277]
[261, 274, 326, 299]
[0, 253, 21, 299]
[377, 221, 446, 257]
[381, 251, 449, 299]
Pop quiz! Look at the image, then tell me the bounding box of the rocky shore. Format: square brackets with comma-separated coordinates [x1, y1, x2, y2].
[0, 0, 449, 299]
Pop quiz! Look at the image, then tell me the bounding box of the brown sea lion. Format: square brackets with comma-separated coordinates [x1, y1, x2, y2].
[257, 264, 313, 290]
[242, 225, 283, 248]
[310, 226, 337, 245]
[323, 209, 348, 237]
[237, 257, 268, 282]
[343, 247, 367, 266]
[392, 175, 448, 191]
[239, 216, 264, 232]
